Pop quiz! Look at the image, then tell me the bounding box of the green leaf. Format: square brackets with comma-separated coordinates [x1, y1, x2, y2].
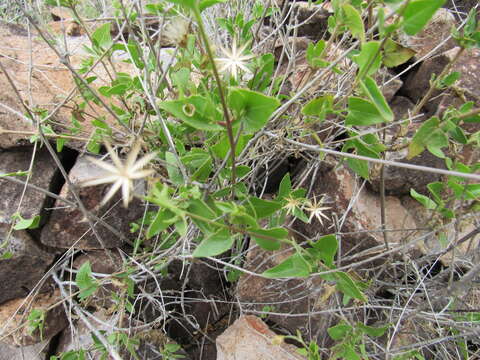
[382, 39, 416, 67]
[75, 261, 99, 301]
[346, 97, 385, 126]
[402, 0, 446, 36]
[335, 272, 367, 302]
[199, 0, 227, 12]
[301, 95, 333, 121]
[426, 131, 448, 158]
[262, 253, 312, 278]
[0, 170, 28, 177]
[352, 41, 382, 79]
[92, 23, 112, 50]
[228, 88, 280, 134]
[360, 76, 393, 122]
[342, 4, 365, 42]
[407, 117, 441, 159]
[357, 323, 389, 337]
[182, 149, 212, 181]
[147, 209, 177, 239]
[188, 198, 219, 233]
[158, 96, 224, 131]
[438, 71, 461, 89]
[311, 234, 338, 268]
[212, 133, 252, 160]
[306, 40, 328, 68]
[247, 197, 282, 219]
[410, 189, 437, 210]
[165, 152, 184, 185]
[277, 173, 292, 199]
[13, 215, 41, 230]
[328, 323, 353, 340]
[251, 227, 287, 251]
[164, 0, 197, 9]
[193, 229, 234, 257]
[347, 158, 369, 180]
[249, 53, 275, 92]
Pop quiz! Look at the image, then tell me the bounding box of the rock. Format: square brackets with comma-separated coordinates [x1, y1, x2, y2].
[72, 250, 123, 309]
[0, 146, 63, 223]
[236, 164, 418, 345]
[274, 36, 311, 65]
[376, 69, 403, 102]
[135, 259, 229, 359]
[369, 150, 446, 196]
[40, 155, 146, 249]
[237, 243, 340, 347]
[0, 289, 67, 346]
[390, 96, 415, 120]
[0, 340, 49, 360]
[55, 309, 117, 356]
[403, 47, 480, 116]
[0, 22, 134, 151]
[0, 224, 54, 304]
[399, 8, 457, 60]
[401, 195, 480, 266]
[444, 0, 479, 18]
[290, 2, 329, 39]
[140, 259, 228, 343]
[298, 162, 418, 250]
[132, 329, 191, 360]
[48, 20, 84, 37]
[216, 315, 305, 360]
[50, 7, 72, 21]
[56, 308, 190, 359]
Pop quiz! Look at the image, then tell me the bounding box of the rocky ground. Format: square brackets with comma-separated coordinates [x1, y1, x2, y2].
[0, 1, 479, 359]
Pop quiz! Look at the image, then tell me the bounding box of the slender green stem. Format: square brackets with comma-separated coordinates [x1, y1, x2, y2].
[192, 6, 237, 187]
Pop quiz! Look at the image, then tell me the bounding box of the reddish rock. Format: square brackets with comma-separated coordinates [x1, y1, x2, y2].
[0, 224, 54, 304]
[298, 163, 417, 250]
[40, 155, 146, 249]
[404, 47, 480, 116]
[0, 289, 67, 346]
[400, 8, 457, 60]
[216, 315, 305, 360]
[71, 250, 123, 309]
[238, 164, 418, 344]
[0, 146, 62, 223]
[0, 22, 134, 151]
[237, 243, 340, 347]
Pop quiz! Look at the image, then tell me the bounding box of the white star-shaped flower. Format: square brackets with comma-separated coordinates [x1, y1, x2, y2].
[215, 38, 255, 79]
[304, 195, 331, 226]
[80, 142, 157, 207]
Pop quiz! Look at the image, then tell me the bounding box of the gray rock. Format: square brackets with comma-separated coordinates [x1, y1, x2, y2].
[0, 146, 62, 224]
[40, 155, 145, 249]
[376, 69, 403, 102]
[0, 340, 49, 360]
[0, 223, 54, 304]
[290, 2, 329, 39]
[369, 150, 446, 196]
